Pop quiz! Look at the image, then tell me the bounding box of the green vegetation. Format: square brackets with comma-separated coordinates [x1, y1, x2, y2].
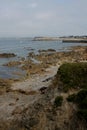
[57, 62, 87, 121]
[54, 96, 63, 107]
[57, 62, 87, 92]
[77, 109, 87, 121]
[67, 93, 76, 102]
[67, 89, 87, 121]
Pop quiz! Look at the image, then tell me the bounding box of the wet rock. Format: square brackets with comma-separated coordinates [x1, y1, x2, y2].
[12, 106, 22, 115]
[0, 79, 11, 94]
[25, 47, 35, 51]
[47, 49, 56, 52]
[28, 52, 35, 57]
[39, 86, 47, 94]
[38, 49, 56, 53]
[3, 61, 21, 67]
[42, 77, 53, 82]
[0, 53, 16, 58]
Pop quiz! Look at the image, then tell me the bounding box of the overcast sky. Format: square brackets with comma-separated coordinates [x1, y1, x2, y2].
[0, 0, 87, 37]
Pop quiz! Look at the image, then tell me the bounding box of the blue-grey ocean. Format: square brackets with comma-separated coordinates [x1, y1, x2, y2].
[0, 38, 87, 79]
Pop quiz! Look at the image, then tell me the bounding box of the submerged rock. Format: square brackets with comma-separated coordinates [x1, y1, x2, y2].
[0, 53, 16, 58]
[3, 61, 21, 67]
[38, 49, 56, 53]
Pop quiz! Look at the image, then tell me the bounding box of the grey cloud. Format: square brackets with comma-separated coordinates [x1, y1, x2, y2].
[0, 0, 87, 37]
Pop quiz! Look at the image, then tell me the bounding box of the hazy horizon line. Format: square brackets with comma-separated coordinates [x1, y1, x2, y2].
[0, 35, 87, 39]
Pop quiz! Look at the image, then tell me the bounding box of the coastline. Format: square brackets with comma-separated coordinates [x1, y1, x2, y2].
[0, 45, 87, 129]
[33, 36, 87, 43]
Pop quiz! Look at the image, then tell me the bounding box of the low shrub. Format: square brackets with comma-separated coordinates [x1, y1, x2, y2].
[67, 93, 76, 102]
[77, 109, 87, 121]
[75, 89, 87, 103]
[57, 62, 87, 91]
[54, 96, 63, 107]
[67, 89, 87, 122]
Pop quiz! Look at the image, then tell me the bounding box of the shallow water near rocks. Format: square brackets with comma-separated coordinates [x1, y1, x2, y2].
[0, 37, 87, 79]
[0, 66, 26, 79]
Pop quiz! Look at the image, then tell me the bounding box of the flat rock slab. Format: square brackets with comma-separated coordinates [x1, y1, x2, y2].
[0, 92, 40, 120]
[11, 66, 58, 92]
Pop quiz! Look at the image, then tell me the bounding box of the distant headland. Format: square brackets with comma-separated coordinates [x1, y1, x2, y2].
[33, 36, 87, 43]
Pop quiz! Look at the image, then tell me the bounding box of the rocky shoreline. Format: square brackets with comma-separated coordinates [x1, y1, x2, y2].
[0, 46, 87, 130]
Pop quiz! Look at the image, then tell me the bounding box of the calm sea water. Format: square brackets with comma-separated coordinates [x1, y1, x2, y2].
[0, 38, 87, 79]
